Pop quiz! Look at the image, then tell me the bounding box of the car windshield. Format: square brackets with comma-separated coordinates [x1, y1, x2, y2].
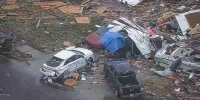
[68, 50, 84, 55]
[46, 56, 64, 67]
[119, 75, 138, 86]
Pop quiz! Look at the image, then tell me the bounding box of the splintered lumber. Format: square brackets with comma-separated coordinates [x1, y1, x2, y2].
[80, 0, 90, 6]
[96, 6, 107, 15]
[75, 17, 91, 23]
[22, 3, 69, 17]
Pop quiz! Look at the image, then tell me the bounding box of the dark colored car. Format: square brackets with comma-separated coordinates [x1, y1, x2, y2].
[104, 61, 143, 98]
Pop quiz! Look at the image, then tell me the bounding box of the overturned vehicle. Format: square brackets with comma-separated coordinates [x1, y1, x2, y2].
[104, 61, 143, 98]
[154, 43, 200, 76]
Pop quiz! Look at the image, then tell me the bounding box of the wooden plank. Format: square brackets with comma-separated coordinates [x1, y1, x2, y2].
[75, 17, 90, 24]
[80, 0, 90, 6]
[96, 6, 107, 15]
[33, 1, 65, 7]
[58, 5, 83, 14]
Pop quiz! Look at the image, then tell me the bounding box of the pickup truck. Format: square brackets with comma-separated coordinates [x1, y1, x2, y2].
[104, 61, 143, 98]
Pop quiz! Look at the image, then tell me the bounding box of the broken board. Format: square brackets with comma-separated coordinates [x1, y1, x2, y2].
[75, 17, 91, 23]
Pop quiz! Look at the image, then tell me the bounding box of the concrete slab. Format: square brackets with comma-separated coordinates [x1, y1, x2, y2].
[16, 45, 46, 59]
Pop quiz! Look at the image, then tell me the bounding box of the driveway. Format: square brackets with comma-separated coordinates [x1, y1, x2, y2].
[0, 45, 117, 100]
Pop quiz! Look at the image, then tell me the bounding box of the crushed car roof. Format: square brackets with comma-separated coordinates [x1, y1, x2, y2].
[54, 50, 75, 60]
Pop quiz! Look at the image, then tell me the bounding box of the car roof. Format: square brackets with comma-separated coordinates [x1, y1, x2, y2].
[105, 61, 134, 74]
[54, 50, 75, 60]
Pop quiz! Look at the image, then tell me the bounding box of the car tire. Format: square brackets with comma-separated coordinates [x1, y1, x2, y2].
[125, 50, 132, 58]
[114, 89, 120, 98]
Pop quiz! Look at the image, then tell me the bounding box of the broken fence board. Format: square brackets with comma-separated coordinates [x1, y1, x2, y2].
[75, 17, 90, 23]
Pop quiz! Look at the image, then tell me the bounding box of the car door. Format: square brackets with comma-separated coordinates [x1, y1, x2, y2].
[63, 55, 77, 72]
[75, 55, 87, 70]
[113, 70, 119, 89]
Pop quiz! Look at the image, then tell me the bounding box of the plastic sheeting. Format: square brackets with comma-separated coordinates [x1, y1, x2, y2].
[100, 32, 125, 55]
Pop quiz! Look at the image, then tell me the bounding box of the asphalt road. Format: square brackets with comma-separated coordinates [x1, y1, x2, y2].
[0, 53, 116, 100]
[0, 56, 78, 100]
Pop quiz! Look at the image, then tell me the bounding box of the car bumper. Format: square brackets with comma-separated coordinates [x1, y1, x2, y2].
[40, 68, 56, 77]
[121, 92, 143, 98]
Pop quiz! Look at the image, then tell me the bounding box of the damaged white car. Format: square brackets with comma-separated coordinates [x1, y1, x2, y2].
[40, 46, 94, 78]
[154, 43, 200, 76]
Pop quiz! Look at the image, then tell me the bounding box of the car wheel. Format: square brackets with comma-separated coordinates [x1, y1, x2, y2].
[114, 90, 120, 98]
[125, 50, 132, 58]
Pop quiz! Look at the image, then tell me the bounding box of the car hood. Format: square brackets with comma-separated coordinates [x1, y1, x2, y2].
[87, 32, 103, 49]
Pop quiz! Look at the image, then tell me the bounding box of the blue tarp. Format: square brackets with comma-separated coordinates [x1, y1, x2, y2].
[99, 32, 125, 55]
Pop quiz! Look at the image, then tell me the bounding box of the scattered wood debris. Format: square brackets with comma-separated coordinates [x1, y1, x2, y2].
[36, 20, 41, 28]
[64, 79, 77, 87]
[71, 72, 79, 80]
[2, 0, 19, 10]
[75, 17, 91, 24]
[59, 5, 84, 14]
[63, 41, 73, 46]
[96, 6, 107, 16]
[2, 4, 19, 10]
